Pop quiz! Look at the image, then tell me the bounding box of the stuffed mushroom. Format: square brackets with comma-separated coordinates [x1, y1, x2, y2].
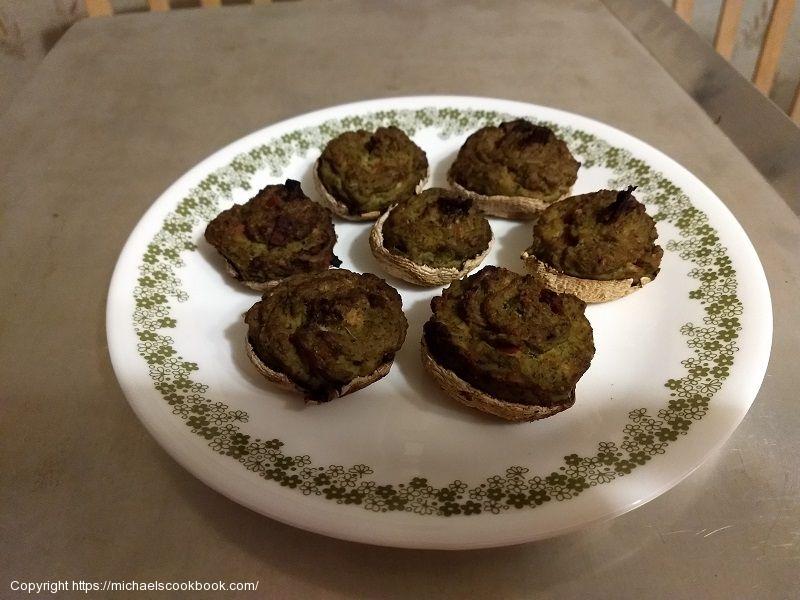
[245, 269, 408, 402]
[422, 266, 595, 421]
[521, 186, 663, 303]
[315, 126, 429, 220]
[448, 119, 579, 219]
[204, 179, 339, 291]
[369, 188, 493, 286]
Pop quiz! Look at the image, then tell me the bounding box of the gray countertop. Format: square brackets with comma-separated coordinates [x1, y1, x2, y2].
[1, 1, 798, 598]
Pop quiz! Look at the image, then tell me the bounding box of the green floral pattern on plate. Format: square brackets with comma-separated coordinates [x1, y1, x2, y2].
[133, 107, 740, 516]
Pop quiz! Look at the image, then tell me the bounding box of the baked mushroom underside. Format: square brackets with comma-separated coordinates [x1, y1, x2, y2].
[526, 187, 663, 283]
[423, 266, 595, 415]
[245, 269, 408, 402]
[448, 119, 579, 204]
[316, 126, 429, 218]
[204, 179, 338, 286]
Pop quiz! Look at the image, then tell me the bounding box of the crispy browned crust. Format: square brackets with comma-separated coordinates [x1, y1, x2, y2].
[420, 340, 575, 422]
[368, 205, 493, 286]
[447, 170, 571, 220]
[246, 339, 393, 404]
[520, 251, 653, 303]
[314, 158, 429, 221]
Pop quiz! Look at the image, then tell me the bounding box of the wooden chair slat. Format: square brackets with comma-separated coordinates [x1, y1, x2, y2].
[672, 0, 694, 23]
[200, 0, 223, 6]
[713, 0, 744, 59]
[790, 80, 800, 124]
[147, 0, 171, 11]
[86, 0, 114, 17]
[753, 0, 796, 94]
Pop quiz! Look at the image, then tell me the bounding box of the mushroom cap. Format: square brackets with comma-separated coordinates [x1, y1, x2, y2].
[448, 173, 571, 219]
[246, 339, 393, 404]
[368, 203, 493, 286]
[244, 269, 407, 402]
[224, 260, 281, 292]
[521, 250, 653, 303]
[421, 339, 575, 422]
[314, 160, 429, 222]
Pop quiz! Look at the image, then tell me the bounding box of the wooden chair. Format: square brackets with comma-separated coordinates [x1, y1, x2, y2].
[673, 0, 800, 124]
[85, 0, 275, 17]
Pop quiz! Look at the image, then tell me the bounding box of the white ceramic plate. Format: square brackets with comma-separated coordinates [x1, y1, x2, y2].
[107, 96, 772, 549]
